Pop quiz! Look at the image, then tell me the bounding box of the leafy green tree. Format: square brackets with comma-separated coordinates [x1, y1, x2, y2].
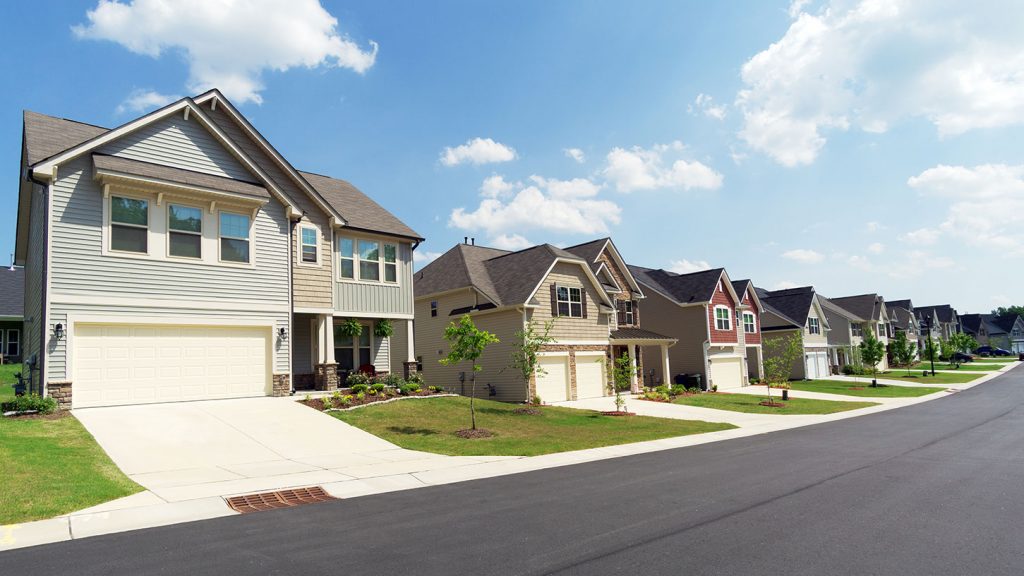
[923, 337, 939, 363]
[947, 333, 979, 368]
[859, 330, 886, 386]
[440, 315, 499, 431]
[509, 319, 556, 401]
[992, 305, 1024, 321]
[889, 331, 917, 375]
[762, 333, 803, 403]
[606, 353, 636, 413]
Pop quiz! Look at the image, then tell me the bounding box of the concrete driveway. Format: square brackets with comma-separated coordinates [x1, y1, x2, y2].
[73, 397, 470, 503]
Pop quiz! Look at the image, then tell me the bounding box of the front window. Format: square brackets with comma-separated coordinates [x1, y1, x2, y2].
[852, 324, 863, 337]
[808, 317, 820, 335]
[743, 312, 756, 334]
[5, 329, 19, 357]
[384, 244, 398, 283]
[715, 306, 731, 330]
[877, 324, 885, 337]
[359, 240, 380, 281]
[334, 325, 372, 373]
[110, 196, 148, 253]
[300, 227, 318, 263]
[168, 204, 202, 259]
[557, 286, 583, 318]
[430, 301, 438, 317]
[339, 238, 355, 279]
[219, 212, 250, 263]
[618, 300, 634, 325]
[337, 235, 399, 284]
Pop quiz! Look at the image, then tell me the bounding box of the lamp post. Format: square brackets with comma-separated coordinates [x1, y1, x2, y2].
[922, 318, 936, 376]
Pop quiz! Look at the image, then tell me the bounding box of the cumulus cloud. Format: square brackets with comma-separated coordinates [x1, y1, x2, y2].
[688, 93, 727, 120]
[449, 175, 620, 241]
[490, 234, 533, 251]
[413, 250, 444, 269]
[782, 248, 825, 264]
[74, 0, 377, 105]
[115, 88, 181, 114]
[441, 138, 518, 167]
[602, 142, 724, 193]
[908, 163, 1024, 256]
[867, 242, 885, 254]
[479, 174, 516, 199]
[900, 227, 940, 246]
[668, 259, 712, 274]
[564, 148, 586, 163]
[736, 0, 1024, 166]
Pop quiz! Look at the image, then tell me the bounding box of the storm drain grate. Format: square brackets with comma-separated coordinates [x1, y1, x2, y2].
[226, 486, 336, 514]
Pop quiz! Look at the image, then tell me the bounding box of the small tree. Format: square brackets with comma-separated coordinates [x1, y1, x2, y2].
[440, 315, 499, 431]
[939, 338, 955, 362]
[947, 333, 979, 368]
[607, 353, 636, 413]
[923, 337, 939, 363]
[859, 330, 886, 386]
[889, 331, 917, 375]
[509, 319, 556, 402]
[762, 333, 804, 403]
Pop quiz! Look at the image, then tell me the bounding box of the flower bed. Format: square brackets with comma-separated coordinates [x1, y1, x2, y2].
[300, 387, 450, 411]
[638, 384, 706, 403]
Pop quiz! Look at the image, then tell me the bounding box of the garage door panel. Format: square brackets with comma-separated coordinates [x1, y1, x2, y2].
[575, 354, 606, 399]
[536, 355, 569, 403]
[73, 323, 270, 408]
[709, 356, 745, 390]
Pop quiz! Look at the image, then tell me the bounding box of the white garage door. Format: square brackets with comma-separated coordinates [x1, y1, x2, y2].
[575, 353, 607, 399]
[73, 323, 271, 408]
[708, 356, 745, 390]
[805, 351, 829, 379]
[535, 355, 569, 403]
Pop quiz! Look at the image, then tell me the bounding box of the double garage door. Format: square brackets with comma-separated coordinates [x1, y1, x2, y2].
[535, 353, 606, 403]
[708, 355, 745, 390]
[72, 323, 271, 409]
[804, 350, 830, 380]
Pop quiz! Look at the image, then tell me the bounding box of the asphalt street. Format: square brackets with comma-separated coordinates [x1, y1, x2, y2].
[4, 366, 1024, 575]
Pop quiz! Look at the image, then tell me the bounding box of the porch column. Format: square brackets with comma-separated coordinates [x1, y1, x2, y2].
[406, 319, 416, 362]
[627, 344, 639, 393]
[660, 344, 671, 386]
[315, 314, 327, 364]
[324, 315, 336, 364]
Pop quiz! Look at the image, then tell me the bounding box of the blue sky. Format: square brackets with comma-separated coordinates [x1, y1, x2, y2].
[1, 1, 1021, 313]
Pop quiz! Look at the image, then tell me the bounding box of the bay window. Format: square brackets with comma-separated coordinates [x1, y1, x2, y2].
[337, 235, 400, 284]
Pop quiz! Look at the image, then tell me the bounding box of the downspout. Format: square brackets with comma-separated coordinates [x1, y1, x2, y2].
[28, 172, 50, 397]
[287, 217, 296, 394]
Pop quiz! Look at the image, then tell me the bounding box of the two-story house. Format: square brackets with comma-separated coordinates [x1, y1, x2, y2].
[885, 299, 920, 361]
[915, 305, 961, 341]
[830, 294, 890, 372]
[756, 286, 831, 380]
[819, 296, 865, 371]
[629, 266, 762, 390]
[15, 90, 419, 409]
[413, 238, 674, 403]
[963, 313, 1024, 353]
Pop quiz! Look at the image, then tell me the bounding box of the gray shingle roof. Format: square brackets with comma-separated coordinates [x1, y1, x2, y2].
[819, 296, 865, 323]
[830, 294, 882, 322]
[916, 305, 957, 324]
[300, 171, 422, 240]
[628, 266, 724, 305]
[991, 314, 1022, 334]
[93, 154, 269, 200]
[23, 111, 108, 166]
[563, 238, 608, 272]
[0, 267, 24, 317]
[757, 286, 816, 327]
[889, 306, 915, 330]
[960, 313, 983, 336]
[609, 327, 676, 342]
[887, 299, 913, 311]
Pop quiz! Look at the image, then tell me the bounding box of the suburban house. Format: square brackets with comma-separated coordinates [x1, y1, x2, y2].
[15, 90, 420, 409]
[755, 286, 832, 380]
[1002, 315, 1024, 353]
[829, 293, 891, 372]
[0, 265, 23, 364]
[915, 305, 961, 341]
[819, 296, 865, 371]
[962, 313, 1024, 353]
[629, 266, 763, 390]
[885, 299, 920, 361]
[413, 238, 675, 403]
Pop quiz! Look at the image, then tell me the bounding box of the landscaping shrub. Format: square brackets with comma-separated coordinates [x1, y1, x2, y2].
[654, 384, 671, 396]
[350, 383, 369, 394]
[379, 373, 405, 388]
[346, 372, 370, 387]
[2, 394, 57, 415]
[407, 372, 425, 387]
[405, 382, 421, 393]
[670, 385, 688, 396]
[370, 382, 386, 393]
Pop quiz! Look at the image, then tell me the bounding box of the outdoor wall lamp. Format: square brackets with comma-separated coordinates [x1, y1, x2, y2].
[52, 323, 64, 342]
[278, 327, 288, 341]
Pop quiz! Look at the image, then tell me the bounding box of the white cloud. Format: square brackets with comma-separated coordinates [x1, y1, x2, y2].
[74, 0, 377, 105]
[490, 234, 533, 251]
[688, 93, 727, 120]
[736, 0, 1024, 166]
[479, 175, 516, 199]
[782, 248, 824, 264]
[413, 250, 443, 269]
[774, 280, 802, 290]
[441, 138, 518, 167]
[847, 254, 873, 271]
[602, 142, 724, 193]
[115, 88, 180, 114]
[787, 0, 812, 19]
[564, 148, 586, 163]
[867, 242, 885, 254]
[900, 227, 940, 246]
[449, 175, 621, 240]
[668, 259, 712, 274]
[908, 163, 1024, 256]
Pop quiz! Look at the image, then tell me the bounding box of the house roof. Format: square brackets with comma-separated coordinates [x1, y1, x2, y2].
[888, 306, 916, 331]
[299, 171, 421, 240]
[830, 294, 883, 322]
[609, 327, 676, 343]
[0, 267, 24, 317]
[564, 237, 644, 296]
[756, 286, 817, 327]
[23, 111, 108, 166]
[628, 266, 726, 305]
[563, 238, 606, 269]
[415, 242, 607, 308]
[991, 314, 1023, 334]
[887, 299, 913, 312]
[819, 296, 866, 323]
[916, 305, 958, 324]
[960, 313, 984, 336]
[93, 154, 270, 200]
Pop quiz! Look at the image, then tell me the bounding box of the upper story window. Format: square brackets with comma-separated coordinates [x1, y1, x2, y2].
[618, 300, 634, 325]
[337, 235, 399, 284]
[5, 329, 19, 357]
[877, 323, 885, 337]
[168, 204, 202, 259]
[219, 212, 251, 264]
[557, 286, 583, 318]
[807, 317, 821, 335]
[430, 301, 438, 317]
[110, 195, 149, 254]
[300, 226, 318, 264]
[852, 323, 863, 337]
[714, 306, 731, 331]
[743, 312, 756, 334]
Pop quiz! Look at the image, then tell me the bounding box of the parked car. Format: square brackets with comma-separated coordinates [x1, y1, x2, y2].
[974, 346, 993, 356]
[952, 352, 975, 363]
[991, 348, 1013, 357]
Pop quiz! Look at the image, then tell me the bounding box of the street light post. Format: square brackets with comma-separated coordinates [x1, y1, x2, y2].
[923, 318, 936, 376]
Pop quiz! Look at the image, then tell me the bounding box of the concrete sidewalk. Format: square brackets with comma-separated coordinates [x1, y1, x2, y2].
[0, 367, 1010, 552]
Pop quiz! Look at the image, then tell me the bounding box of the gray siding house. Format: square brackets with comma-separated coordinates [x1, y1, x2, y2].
[15, 91, 420, 409]
[0, 266, 24, 364]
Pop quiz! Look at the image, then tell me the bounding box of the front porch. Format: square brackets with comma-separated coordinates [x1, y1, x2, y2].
[292, 313, 416, 391]
[611, 327, 676, 392]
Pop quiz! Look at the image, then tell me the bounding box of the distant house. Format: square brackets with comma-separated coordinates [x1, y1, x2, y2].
[885, 299, 920, 361]
[915, 305, 961, 341]
[756, 286, 831, 380]
[829, 293, 891, 372]
[819, 296, 865, 371]
[963, 313, 1024, 353]
[0, 266, 23, 364]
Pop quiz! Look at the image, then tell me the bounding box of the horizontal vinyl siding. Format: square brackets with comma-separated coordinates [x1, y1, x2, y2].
[24, 184, 46, 388]
[415, 290, 476, 394]
[50, 156, 289, 302]
[804, 305, 828, 346]
[762, 329, 806, 380]
[335, 242, 415, 317]
[292, 313, 314, 374]
[373, 333, 390, 372]
[638, 290, 709, 383]
[49, 304, 289, 382]
[531, 263, 610, 341]
[101, 114, 253, 181]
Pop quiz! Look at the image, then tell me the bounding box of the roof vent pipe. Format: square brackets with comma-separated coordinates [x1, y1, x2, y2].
[471, 238, 475, 245]
[464, 236, 468, 244]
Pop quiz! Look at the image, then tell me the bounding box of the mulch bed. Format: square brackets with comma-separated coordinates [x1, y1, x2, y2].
[759, 401, 786, 408]
[513, 407, 543, 416]
[455, 428, 494, 439]
[300, 389, 443, 411]
[1, 411, 67, 420]
[600, 411, 636, 416]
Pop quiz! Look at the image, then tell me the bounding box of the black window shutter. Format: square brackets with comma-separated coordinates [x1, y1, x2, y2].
[550, 284, 558, 316]
[582, 290, 588, 318]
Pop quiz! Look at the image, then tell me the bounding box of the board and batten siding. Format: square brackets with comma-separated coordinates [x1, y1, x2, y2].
[389, 319, 410, 375]
[335, 241, 415, 317]
[528, 262, 610, 342]
[638, 289, 709, 383]
[203, 104, 334, 309]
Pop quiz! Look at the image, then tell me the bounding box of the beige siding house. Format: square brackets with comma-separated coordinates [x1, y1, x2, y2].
[757, 286, 832, 380]
[829, 293, 891, 372]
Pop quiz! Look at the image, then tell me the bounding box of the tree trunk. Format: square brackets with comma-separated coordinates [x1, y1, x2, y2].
[469, 365, 477, 430]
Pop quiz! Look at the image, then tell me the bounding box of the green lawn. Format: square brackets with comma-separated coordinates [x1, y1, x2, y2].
[974, 357, 1018, 363]
[672, 392, 877, 415]
[910, 362, 1002, 371]
[790, 379, 945, 398]
[331, 396, 735, 456]
[0, 363, 142, 525]
[878, 371, 982, 384]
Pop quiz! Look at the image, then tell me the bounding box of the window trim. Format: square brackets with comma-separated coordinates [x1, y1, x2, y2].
[296, 223, 321, 267]
[807, 317, 821, 335]
[714, 305, 732, 331]
[336, 233, 401, 286]
[218, 209, 253, 265]
[556, 285, 584, 318]
[430, 301, 438, 317]
[108, 192, 151, 256]
[623, 300, 634, 325]
[743, 312, 756, 334]
[5, 329, 19, 357]
[165, 201, 204, 260]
